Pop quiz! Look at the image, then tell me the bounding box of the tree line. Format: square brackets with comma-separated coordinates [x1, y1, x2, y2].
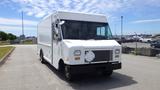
[0, 31, 17, 41]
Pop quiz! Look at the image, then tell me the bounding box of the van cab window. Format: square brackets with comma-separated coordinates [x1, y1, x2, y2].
[61, 20, 112, 40]
[96, 27, 105, 36]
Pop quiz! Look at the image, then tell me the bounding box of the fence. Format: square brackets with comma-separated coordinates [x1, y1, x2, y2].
[122, 46, 160, 57]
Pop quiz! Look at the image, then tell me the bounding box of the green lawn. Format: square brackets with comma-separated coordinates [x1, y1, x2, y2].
[23, 40, 33, 44]
[0, 41, 10, 45]
[0, 46, 14, 60]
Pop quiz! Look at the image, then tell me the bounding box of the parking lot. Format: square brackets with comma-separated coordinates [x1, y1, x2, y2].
[0, 45, 160, 90]
[122, 42, 151, 48]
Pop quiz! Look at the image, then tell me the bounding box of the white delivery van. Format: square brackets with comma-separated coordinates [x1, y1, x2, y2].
[37, 11, 121, 80]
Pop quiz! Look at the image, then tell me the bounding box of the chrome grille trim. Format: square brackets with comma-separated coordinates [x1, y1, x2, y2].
[85, 50, 113, 62]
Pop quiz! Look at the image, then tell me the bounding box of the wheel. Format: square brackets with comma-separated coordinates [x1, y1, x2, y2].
[64, 65, 73, 81]
[40, 51, 45, 64]
[58, 60, 65, 73]
[102, 70, 113, 77]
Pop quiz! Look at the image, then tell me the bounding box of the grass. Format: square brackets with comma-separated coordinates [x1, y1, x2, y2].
[0, 41, 10, 45]
[0, 46, 14, 60]
[0, 40, 35, 45]
[23, 40, 33, 44]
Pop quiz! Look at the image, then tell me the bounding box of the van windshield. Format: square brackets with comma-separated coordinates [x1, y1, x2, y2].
[61, 20, 112, 40]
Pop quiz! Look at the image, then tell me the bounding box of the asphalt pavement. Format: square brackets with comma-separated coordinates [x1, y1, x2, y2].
[0, 45, 160, 90]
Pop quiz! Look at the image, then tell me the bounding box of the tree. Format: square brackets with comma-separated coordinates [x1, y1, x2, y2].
[0, 31, 8, 41]
[0, 31, 17, 41]
[7, 33, 17, 40]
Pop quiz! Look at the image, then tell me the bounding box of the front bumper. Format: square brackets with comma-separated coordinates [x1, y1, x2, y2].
[66, 62, 121, 74]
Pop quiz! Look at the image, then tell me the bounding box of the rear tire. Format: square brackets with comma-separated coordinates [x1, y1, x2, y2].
[40, 51, 45, 64]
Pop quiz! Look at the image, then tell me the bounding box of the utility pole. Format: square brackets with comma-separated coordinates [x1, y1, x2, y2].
[134, 32, 138, 55]
[121, 16, 123, 40]
[21, 11, 25, 44]
[22, 11, 24, 39]
[114, 24, 117, 37]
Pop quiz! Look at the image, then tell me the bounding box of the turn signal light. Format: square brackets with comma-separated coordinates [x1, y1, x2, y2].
[75, 56, 80, 60]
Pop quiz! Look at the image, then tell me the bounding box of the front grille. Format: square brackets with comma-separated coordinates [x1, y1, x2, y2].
[85, 50, 113, 62]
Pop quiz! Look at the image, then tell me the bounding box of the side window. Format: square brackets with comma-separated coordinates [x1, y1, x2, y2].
[97, 27, 101, 35]
[96, 27, 105, 36]
[101, 27, 105, 36]
[107, 26, 112, 39]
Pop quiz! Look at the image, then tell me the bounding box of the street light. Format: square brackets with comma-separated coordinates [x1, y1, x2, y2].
[134, 32, 138, 55]
[21, 11, 25, 44]
[121, 16, 123, 40]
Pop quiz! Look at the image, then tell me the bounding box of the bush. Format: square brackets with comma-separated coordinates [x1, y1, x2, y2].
[0, 31, 17, 41]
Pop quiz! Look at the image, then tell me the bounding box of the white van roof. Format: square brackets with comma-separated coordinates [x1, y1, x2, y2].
[43, 11, 108, 23]
[57, 11, 107, 23]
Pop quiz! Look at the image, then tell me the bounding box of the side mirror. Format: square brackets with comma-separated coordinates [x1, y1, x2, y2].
[52, 23, 58, 35]
[54, 34, 61, 41]
[57, 37, 62, 41]
[52, 22, 62, 41]
[54, 28, 59, 35]
[53, 30, 61, 41]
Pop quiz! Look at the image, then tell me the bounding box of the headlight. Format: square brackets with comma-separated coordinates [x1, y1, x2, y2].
[74, 50, 81, 56]
[115, 49, 120, 54]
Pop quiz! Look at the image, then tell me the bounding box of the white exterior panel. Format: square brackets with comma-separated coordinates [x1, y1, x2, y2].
[57, 11, 107, 23]
[38, 16, 52, 44]
[37, 16, 52, 63]
[62, 40, 121, 65]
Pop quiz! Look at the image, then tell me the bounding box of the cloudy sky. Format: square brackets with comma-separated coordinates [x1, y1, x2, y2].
[0, 0, 160, 36]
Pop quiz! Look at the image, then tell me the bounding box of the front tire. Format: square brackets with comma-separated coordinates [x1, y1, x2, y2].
[102, 70, 113, 77]
[64, 66, 73, 81]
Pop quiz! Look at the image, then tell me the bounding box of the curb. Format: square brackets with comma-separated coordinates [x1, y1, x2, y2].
[0, 47, 15, 66]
